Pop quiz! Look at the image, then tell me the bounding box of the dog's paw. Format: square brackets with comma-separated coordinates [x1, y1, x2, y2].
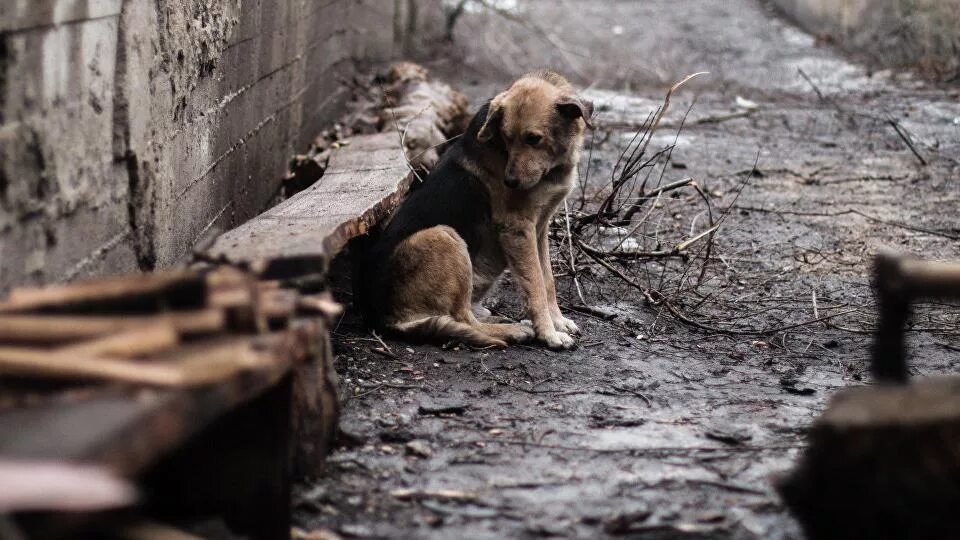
[553, 315, 580, 335]
[504, 323, 536, 344]
[541, 330, 576, 351]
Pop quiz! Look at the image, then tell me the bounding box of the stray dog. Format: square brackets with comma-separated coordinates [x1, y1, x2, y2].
[360, 71, 593, 350]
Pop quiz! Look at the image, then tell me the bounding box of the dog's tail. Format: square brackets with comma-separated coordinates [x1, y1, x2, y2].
[390, 316, 506, 348]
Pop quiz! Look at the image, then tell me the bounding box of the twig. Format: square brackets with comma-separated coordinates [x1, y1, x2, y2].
[594, 72, 708, 220]
[577, 225, 716, 261]
[611, 386, 653, 407]
[370, 330, 396, 358]
[687, 479, 767, 496]
[600, 109, 756, 131]
[811, 289, 819, 321]
[407, 133, 463, 166]
[378, 81, 427, 185]
[478, 360, 567, 394]
[799, 68, 927, 166]
[583, 244, 861, 335]
[465, 438, 804, 455]
[564, 199, 587, 306]
[734, 205, 960, 240]
[886, 117, 927, 165]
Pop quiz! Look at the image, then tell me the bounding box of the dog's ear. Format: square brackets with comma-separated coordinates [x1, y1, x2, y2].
[477, 97, 504, 144]
[557, 96, 595, 130]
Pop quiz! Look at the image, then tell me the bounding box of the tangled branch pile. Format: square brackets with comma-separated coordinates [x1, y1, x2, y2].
[551, 73, 752, 333]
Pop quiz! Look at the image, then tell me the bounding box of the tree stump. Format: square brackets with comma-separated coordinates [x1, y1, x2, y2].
[778, 377, 960, 538]
[779, 253, 960, 539]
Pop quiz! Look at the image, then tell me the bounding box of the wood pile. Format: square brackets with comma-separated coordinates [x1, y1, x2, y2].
[0, 266, 337, 388]
[0, 266, 341, 535]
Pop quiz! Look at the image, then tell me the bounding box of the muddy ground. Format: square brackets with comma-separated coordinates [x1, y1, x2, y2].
[293, 1, 960, 538]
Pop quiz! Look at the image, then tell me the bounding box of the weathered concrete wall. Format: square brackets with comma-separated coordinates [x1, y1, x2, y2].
[773, 0, 960, 79]
[0, 0, 411, 293]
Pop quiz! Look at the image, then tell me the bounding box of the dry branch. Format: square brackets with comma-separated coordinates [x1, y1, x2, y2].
[550, 73, 734, 333]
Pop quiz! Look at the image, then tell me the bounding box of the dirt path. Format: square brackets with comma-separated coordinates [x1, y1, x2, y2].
[294, 1, 959, 538]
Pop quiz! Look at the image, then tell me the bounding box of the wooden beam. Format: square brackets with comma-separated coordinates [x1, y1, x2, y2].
[57, 324, 179, 359]
[0, 271, 203, 313]
[0, 310, 225, 344]
[0, 336, 286, 387]
[0, 460, 137, 513]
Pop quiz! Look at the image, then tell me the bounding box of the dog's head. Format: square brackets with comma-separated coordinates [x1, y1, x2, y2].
[477, 72, 593, 190]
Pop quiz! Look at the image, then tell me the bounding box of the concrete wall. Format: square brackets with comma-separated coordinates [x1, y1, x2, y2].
[0, 0, 418, 293]
[773, 0, 960, 78]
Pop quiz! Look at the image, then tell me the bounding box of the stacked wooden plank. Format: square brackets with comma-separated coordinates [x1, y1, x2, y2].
[0, 267, 341, 538]
[0, 267, 331, 387]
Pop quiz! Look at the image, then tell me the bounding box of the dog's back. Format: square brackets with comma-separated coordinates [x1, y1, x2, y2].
[360, 105, 494, 328]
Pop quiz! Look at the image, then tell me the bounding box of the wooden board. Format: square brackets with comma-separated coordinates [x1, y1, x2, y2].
[202, 133, 413, 278]
[0, 333, 295, 477]
[0, 270, 205, 314]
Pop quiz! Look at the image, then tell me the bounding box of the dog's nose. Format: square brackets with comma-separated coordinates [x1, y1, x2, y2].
[504, 176, 520, 189]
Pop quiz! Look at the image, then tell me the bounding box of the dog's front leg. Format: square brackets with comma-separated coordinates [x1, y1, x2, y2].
[499, 221, 576, 350]
[537, 225, 579, 335]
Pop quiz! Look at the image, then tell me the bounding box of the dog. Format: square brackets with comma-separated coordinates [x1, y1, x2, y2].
[359, 71, 593, 350]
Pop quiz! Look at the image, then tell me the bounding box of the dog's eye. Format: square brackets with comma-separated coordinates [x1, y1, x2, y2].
[523, 133, 543, 146]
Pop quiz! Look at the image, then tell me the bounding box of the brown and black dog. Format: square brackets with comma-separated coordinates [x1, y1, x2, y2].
[359, 71, 593, 350]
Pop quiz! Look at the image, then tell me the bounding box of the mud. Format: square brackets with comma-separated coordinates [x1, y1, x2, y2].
[294, 1, 959, 538]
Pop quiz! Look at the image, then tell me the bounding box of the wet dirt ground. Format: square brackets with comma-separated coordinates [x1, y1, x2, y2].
[294, 1, 960, 538]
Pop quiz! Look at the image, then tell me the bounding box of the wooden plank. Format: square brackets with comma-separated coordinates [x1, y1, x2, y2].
[116, 522, 204, 540]
[0, 333, 297, 477]
[203, 132, 414, 278]
[0, 460, 136, 513]
[57, 324, 179, 358]
[0, 310, 225, 344]
[0, 270, 204, 313]
[0, 336, 281, 387]
[289, 318, 340, 478]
